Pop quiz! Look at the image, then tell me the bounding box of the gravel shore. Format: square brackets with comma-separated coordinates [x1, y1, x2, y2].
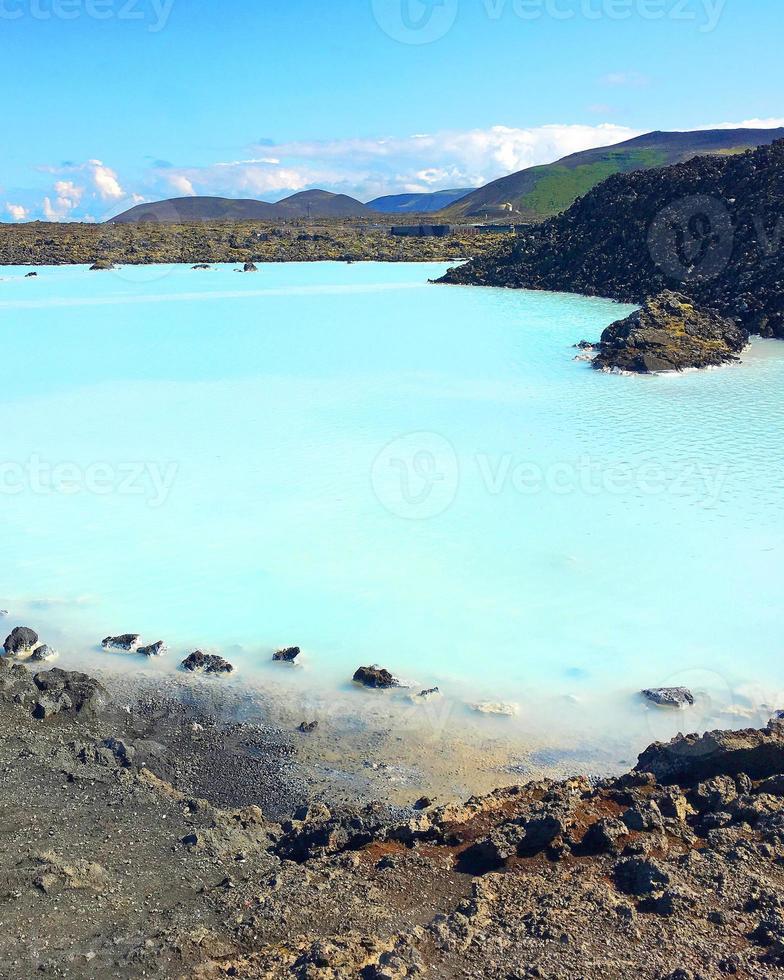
[4, 657, 784, 979]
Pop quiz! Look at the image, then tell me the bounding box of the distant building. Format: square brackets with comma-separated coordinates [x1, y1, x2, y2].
[390, 224, 452, 238]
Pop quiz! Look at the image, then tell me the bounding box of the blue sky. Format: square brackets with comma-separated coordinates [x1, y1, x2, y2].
[1, 0, 782, 220]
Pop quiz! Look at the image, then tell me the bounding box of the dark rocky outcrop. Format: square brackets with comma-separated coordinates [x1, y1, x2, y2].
[440, 139, 784, 339]
[25, 271, 37, 277]
[3, 626, 39, 657]
[298, 720, 319, 734]
[242, 261, 258, 273]
[642, 686, 695, 708]
[353, 665, 400, 689]
[89, 259, 115, 271]
[593, 292, 749, 373]
[0, 659, 107, 719]
[181, 651, 234, 674]
[273, 647, 301, 663]
[636, 721, 784, 784]
[102, 634, 140, 652]
[32, 668, 108, 718]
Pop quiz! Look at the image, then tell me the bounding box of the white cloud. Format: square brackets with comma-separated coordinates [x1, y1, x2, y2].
[704, 117, 784, 130]
[88, 160, 124, 200]
[54, 180, 84, 208]
[43, 180, 85, 220]
[5, 203, 28, 221]
[162, 123, 641, 203]
[167, 174, 197, 196]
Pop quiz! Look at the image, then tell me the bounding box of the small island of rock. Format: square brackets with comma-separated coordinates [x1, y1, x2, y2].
[592, 291, 749, 374]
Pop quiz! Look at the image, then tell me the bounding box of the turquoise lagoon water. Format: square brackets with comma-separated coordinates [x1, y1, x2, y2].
[1, 261, 783, 743]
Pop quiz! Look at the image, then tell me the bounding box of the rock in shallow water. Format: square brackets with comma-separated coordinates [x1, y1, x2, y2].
[592, 291, 749, 373]
[273, 646, 301, 663]
[102, 634, 140, 652]
[137, 640, 167, 658]
[3, 626, 39, 658]
[642, 687, 695, 708]
[353, 665, 400, 689]
[29, 644, 57, 663]
[471, 701, 520, 717]
[181, 651, 234, 674]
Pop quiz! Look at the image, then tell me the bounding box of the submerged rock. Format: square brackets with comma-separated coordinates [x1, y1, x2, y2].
[353, 665, 400, 689]
[191, 263, 211, 269]
[642, 687, 695, 708]
[298, 720, 319, 734]
[273, 646, 301, 663]
[471, 701, 520, 717]
[25, 271, 38, 277]
[102, 634, 140, 652]
[137, 640, 167, 658]
[242, 261, 258, 272]
[3, 626, 39, 658]
[181, 650, 234, 674]
[593, 292, 749, 373]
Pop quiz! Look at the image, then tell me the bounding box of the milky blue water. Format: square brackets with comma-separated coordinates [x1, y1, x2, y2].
[1, 262, 783, 742]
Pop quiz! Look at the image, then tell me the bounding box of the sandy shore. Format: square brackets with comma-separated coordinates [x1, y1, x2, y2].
[95, 667, 627, 809]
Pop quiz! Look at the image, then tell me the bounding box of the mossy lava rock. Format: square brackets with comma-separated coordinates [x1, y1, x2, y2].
[593, 291, 749, 373]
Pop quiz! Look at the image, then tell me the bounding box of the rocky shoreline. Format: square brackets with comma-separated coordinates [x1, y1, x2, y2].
[0, 219, 508, 267]
[3, 648, 784, 978]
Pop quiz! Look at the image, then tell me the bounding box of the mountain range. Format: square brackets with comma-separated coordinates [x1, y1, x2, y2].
[110, 190, 371, 224]
[366, 188, 476, 213]
[108, 127, 784, 225]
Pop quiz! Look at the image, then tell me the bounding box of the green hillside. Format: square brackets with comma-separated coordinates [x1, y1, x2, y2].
[443, 128, 784, 222]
